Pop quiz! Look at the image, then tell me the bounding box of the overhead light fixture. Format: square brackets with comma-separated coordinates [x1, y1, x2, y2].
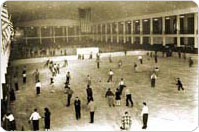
[135, 20, 139, 23]
[154, 18, 158, 21]
[128, 21, 131, 24]
[180, 15, 185, 18]
[144, 19, 148, 22]
[166, 17, 170, 20]
[44, 26, 47, 29]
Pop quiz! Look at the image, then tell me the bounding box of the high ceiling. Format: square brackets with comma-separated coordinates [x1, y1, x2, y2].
[5, 1, 197, 24]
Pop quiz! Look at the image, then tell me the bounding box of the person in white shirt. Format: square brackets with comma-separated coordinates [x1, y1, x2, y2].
[118, 78, 126, 95]
[88, 99, 96, 123]
[107, 69, 114, 82]
[151, 73, 157, 88]
[125, 87, 133, 107]
[29, 109, 41, 131]
[4, 112, 16, 131]
[35, 80, 41, 95]
[141, 102, 149, 129]
[138, 55, 143, 64]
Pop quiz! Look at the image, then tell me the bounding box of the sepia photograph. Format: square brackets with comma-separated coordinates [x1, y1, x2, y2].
[0, 1, 198, 131]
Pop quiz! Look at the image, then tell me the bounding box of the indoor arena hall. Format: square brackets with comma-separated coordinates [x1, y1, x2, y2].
[1, 1, 198, 131]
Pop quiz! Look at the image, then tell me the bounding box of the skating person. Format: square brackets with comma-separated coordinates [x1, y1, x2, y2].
[9, 88, 16, 102]
[107, 69, 114, 82]
[125, 87, 133, 107]
[87, 75, 91, 86]
[14, 75, 19, 91]
[57, 64, 60, 74]
[109, 54, 112, 63]
[141, 102, 149, 129]
[178, 51, 181, 59]
[74, 97, 81, 120]
[64, 59, 68, 67]
[151, 73, 157, 88]
[66, 72, 71, 84]
[189, 57, 194, 67]
[29, 109, 41, 131]
[118, 59, 122, 68]
[22, 67, 27, 84]
[176, 78, 184, 91]
[33, 69, 40, 83]
[138, 55, 143, 64]
[96, 53, 100, 69]
[115, 88, 121, 106]
[89, 52, 93, 59]
[44, 108, 51, 131]
[154, 67, 160, 76]
[134, 62, 138, 72]
[35, 80, 41, 95]
[150, 52, 153, 58]
[118, 78, 126, 95]
[3, 112, 16, 131]
[66, 87, 74, 107]
[120, 111, 132, 130]
[105, 88, 115, 107]
[154, 54, 158, 63]
[86, 85, 93, 104]
[88, 99, 96, 123]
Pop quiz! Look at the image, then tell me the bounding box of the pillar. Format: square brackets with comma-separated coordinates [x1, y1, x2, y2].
[110, 23, 113, 43]
[140, 19, 143, 44]
[66, 27, 69, 43]
[100, 24, 103, 42]
[38, 27, 42, 44]
[123, 22, 126, 43]
[150, 18, 153, 45]
[116, 22, 119, 43]
[53, 27, 55, 43]
[162, 17, 166, 46]
[131, 20, 134, 44]
[194, 13, 198, 48]
[176, 15, 180, 47]
[62, 27, 65, 41]
[105, 23, 108, 43]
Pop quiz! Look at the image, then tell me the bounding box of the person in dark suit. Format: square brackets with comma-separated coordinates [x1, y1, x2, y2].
[176, 78, 184, 91]
[9, 88, 16, 102]
[86, 85, 93, 104]
[44, 107, 51, 131]
[66, 87, 74, 107]
[74, 97, 81, 120]
[189, 57, 194, 67]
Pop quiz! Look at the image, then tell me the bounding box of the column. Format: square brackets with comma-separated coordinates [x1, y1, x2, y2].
[96, 24, 99, 41]
[194, 13, 198, 48]
[176, 15, 180, 47]
[123, 22, 126, 43]
[49, 27, 53, 41]
[62, 27, 65, 41]
[74, 26, 77, 41]
[116, 22, 119, 43]
[105, 23, 108, 43]
[66, 27, 69, 43]
[38, 27, 42, 44]
[162, 17, 166, 46]
[150, 18, 153, 45]
[140, 19, 143, 44]
[110, 23, 113, 43]
[53, 27, 55, 43]
[131, 20, 134, 44]
[100, 24, 103, 42]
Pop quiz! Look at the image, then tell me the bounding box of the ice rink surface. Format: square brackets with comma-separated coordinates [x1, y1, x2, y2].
[10, 53, 198, 131]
